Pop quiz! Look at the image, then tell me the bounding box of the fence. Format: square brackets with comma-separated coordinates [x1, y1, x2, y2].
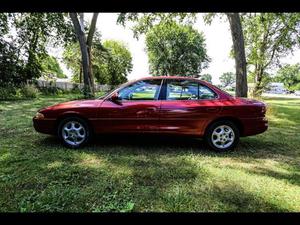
[35, 79, 112, 92]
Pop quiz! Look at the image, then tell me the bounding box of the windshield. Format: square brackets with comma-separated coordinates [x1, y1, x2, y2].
[97, 81, 133, 99]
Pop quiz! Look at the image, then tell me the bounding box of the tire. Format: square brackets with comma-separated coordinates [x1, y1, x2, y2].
[204, 120, 240, 152]
[57, 116, 91, 148]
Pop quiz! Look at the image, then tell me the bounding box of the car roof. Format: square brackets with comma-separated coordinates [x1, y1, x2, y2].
[136, 76, 209, 83]
[138, 76, 198, 80]
[106, 76, 232, 100]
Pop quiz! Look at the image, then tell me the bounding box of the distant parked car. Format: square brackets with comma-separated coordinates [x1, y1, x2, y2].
[295, 91, 300, 96]
[33, 76, 268, 152]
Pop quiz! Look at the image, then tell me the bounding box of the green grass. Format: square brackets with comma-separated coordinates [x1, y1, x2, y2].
[0, 94, 299, 212]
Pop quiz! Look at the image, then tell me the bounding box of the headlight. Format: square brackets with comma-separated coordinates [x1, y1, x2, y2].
[35, 112, 45, 120]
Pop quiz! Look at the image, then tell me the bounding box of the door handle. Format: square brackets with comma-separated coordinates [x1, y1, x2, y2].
[206, 107, 219, 112]
[137, 107, 157, 117]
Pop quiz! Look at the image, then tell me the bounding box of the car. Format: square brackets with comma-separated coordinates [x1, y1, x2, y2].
[33, 76, 268, 152]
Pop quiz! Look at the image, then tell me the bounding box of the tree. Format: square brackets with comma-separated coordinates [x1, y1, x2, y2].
[226, 13, 248, 97]
[145, 21, 210, 76]
[101, 40, 133, 86]
[63, 39, 133, 86]
[0, 13, 74, 86]
[242, 13, 300, 96]
[69, 13, 99, 98]
[275, 64, 300, 91]
[0, 39, 25, 87]
[118, 13, 248, 97]
[199, 74, 212, 83]
[117, 13, 197, 39]
[219, 72, 236, 88]
[40, 55, 66, 79]
[13, 13, 75, 80]
[62, 42, 82, 83]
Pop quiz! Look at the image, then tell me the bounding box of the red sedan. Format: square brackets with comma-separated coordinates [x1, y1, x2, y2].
[33, 76, 268, 152]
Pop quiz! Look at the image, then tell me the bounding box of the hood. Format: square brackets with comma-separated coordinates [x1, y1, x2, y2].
[40, 99, 103, 111]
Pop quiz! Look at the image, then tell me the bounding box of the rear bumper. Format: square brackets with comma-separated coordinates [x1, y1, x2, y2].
[241, 117, 268, 136]
[33, 117, 56, 135]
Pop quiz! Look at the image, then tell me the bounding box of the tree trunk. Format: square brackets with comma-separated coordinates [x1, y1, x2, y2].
[69, 13, 93, 98]
[86, 13, 99, 94]
[226, 13, 248, 97]
[79, 64, 83, 83]
[253, 66, 264, 97]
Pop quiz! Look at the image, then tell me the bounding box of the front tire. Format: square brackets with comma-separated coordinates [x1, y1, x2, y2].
[204, 120, 239, 152]
[57, 117, 90, 148]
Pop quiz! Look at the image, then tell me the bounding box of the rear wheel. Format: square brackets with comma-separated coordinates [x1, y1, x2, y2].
[57, 117, 90, 148]
[205, 120, 239, 152]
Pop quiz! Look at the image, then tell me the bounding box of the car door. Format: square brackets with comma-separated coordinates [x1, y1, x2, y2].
[95, 79, 163, 133]
[159, 79, 221, 136]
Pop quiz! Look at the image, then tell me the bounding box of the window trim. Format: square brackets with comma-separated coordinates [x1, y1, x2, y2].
[116, 79, 164, 102]
[162, 79, 219, 101]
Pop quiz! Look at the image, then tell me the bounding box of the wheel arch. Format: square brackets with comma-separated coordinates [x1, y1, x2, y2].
[55, 112, 94, 134]
[204, 116, 244, 136]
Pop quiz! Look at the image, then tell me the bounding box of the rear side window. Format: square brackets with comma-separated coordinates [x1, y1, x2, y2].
[199, 84, 217, 99]
[166, 79, 217, 100]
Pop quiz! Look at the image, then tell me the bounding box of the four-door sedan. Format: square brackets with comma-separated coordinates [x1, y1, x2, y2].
[33, 76, 268, 152]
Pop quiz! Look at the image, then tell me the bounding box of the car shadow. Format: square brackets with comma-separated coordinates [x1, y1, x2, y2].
[92, 133, 204, 149]
[37, 133, 210, 154]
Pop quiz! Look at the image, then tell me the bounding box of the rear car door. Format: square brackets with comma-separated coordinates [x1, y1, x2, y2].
[159, 79, 220, 136]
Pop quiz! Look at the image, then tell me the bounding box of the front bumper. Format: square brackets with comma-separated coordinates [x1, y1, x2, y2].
[33, 117, 56, 135]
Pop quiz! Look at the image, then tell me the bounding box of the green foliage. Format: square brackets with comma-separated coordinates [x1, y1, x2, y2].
[220, 72, 236, 88]
[0, 86, 18, 100]
[275, 64, 300, 91]
[40, 55, 66, 79]
[117, 13, 197, 39]
[63, 38, 133, 86]
[0, 40, 25, 87]
[145, 21, 210, 76]
[101, 40, 132, 86]
[199, 74, 212, 83]
[62, 42, 82, 83]
[0, 13, 9, 35]
[0, 84, 38, 100]
[0, 13, 75, 87]
[14, 13, 75, 78]
[37, 86, 59, 95]
[242, 13, 300, 95]
[203, 13, 226, 25]
[292, 83, 300, 91]
[19, 84, 39, 99]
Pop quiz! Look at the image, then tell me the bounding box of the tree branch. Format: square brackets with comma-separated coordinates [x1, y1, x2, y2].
[87, 13, 99, 48]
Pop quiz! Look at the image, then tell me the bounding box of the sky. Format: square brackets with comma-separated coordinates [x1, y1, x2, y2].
[50, 13, 300, 85]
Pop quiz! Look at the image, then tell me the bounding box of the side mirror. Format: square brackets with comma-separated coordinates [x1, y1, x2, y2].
[110, 92, 120, 102]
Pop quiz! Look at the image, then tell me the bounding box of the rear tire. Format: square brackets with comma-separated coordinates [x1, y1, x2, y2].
[204, 120, 239, 152]
[57, 117, 91, 148]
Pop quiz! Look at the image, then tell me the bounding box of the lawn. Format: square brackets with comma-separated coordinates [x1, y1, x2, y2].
[0, 94, 299, 212]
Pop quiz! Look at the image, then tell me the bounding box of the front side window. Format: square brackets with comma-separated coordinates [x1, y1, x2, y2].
[118, 79, 162, 101]
[166, 79, 217, 100]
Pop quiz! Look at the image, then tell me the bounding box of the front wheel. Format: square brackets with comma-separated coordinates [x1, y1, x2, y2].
[204, 120, 240, 152]
[57, 117, 91, 148]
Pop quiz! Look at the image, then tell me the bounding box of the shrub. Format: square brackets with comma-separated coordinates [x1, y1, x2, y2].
[19, 84, 38, 99]
[0, 85, 18, 100]
[71, 83, 81, 93]
[38, 86, 61, 95]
